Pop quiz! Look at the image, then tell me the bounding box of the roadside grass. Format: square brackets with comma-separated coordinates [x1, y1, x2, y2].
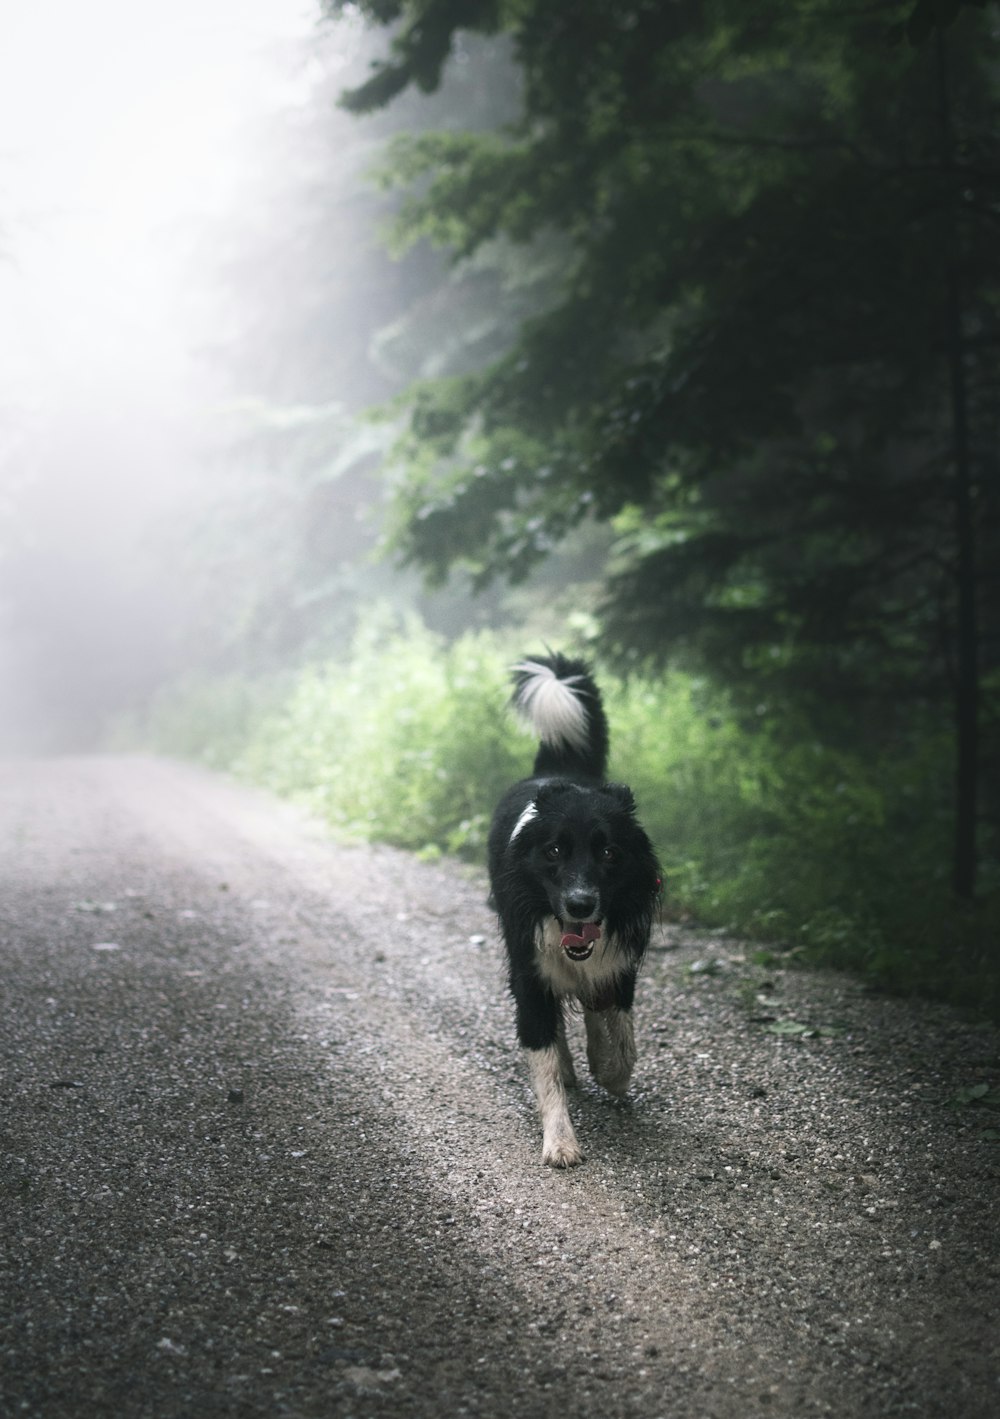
[122, 615, 999, 1016]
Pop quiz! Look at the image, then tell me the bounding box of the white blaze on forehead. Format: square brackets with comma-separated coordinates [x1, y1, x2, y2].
[509, 800, 538, 844]
[513, 660, 589, 751]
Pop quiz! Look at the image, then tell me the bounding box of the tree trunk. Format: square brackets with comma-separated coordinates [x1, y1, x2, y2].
[945, 263, 979, 901]
[937, 32, 979, 901]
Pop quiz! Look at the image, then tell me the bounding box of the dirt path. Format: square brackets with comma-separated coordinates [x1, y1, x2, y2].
[1, 755, 997, 1417]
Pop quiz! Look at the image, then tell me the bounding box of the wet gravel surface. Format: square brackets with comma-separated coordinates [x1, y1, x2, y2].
[1, 755, 998, 1418]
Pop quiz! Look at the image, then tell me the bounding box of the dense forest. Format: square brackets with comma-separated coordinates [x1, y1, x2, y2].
[322, 0, 999, 904]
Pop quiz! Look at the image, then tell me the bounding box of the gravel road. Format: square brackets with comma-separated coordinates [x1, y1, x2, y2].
[1, 755, 998, 1418]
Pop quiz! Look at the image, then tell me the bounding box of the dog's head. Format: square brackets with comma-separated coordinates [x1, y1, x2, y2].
[510, 779, 660, 960]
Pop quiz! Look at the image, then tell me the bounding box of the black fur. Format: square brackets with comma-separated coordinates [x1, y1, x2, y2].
[487, 654, 660, 1162]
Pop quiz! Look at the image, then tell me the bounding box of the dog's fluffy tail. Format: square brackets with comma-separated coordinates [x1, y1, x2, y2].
[512, 653, 609, 780]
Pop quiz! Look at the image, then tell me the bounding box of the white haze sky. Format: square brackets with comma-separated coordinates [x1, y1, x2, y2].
[0, 0, 321, 408]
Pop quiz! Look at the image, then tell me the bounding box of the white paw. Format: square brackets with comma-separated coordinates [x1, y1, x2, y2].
[542, 1135, 584, 1168]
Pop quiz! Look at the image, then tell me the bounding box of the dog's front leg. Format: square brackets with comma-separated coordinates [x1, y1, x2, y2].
[512, 980, 582, 1167]
[527, 1044, 583, 1168]
[584, 1006, 636, 1097]
[555, 1012, 578, 1089]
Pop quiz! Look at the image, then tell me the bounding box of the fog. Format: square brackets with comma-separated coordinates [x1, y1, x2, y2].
[0, 0, 396, 751]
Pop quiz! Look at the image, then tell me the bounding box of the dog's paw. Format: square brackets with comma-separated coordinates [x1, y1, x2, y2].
[595, 1069, 632, 1098]
[542, 1136, 584, 1168]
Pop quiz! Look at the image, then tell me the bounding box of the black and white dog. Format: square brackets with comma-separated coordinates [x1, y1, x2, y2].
[488, 654, 660, 1167]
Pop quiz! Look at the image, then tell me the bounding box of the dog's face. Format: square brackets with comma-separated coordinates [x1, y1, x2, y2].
[513, 781, 658, 961]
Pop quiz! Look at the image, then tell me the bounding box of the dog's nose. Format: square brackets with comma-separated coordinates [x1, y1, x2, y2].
[564, 893, 599, 921]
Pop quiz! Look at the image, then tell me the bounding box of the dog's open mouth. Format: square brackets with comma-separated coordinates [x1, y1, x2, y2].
[560, 920, 602, 961]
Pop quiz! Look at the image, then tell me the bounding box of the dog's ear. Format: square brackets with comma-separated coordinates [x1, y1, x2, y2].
[605, 782, 636, 815]
[534, 780, 572, 809]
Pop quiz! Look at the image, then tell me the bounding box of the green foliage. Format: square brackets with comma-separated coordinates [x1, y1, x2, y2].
[132, 622, 999, 1012]
[603, 673, 977, 992]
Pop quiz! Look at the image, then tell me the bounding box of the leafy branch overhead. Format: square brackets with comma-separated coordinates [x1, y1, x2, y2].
[335, 1, 991, 111]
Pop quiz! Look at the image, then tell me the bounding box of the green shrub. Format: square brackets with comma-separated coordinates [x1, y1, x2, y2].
[236, 614, 528, 855]
[604, 668, 995, 1007]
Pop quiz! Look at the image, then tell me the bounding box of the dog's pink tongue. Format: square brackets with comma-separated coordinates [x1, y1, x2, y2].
[560, 921, 602, 949]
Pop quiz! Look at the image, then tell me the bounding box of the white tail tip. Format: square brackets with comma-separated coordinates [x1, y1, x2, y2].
[512, 660, 588, 751]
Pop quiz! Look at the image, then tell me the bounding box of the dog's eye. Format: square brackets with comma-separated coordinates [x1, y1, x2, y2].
[601, 845, 619, 864]
[543, 843, 562, 862]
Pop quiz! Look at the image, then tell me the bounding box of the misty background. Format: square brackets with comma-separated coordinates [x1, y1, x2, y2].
[0, 1, 526, 751]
